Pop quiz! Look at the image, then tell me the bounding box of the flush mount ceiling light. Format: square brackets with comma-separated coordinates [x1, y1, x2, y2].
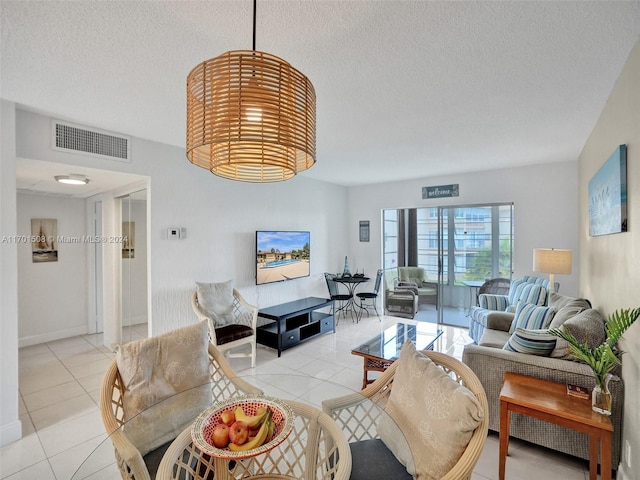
[186, 0, 316, 183]
[54, 174, 90, 185]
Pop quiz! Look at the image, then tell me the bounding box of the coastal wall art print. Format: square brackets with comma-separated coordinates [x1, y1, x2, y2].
[122, 221, 135, 258]
[588, 145, 627, 236]
[31, 218, 58, 262]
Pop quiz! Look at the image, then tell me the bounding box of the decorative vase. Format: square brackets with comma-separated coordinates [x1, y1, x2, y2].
[343, 256, 351, 276]
[592, 373, 612, 416]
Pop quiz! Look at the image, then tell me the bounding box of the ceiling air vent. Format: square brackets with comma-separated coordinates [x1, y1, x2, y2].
[52, 120, 130, 162]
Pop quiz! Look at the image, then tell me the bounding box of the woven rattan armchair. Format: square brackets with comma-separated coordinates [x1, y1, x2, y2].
[478, 277, 511, 297]
[192, 288, 258, 367]
[100, 342, 262, 480]
[156, 399, 352, 480]
[322, 350, 489, 480]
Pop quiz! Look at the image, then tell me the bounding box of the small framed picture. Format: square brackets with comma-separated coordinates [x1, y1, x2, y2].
[359, 220, 370, 242]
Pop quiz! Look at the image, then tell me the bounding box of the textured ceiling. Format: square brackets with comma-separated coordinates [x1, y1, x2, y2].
[2, 0, 640, 190]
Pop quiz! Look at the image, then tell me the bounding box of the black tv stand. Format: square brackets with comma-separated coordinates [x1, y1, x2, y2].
[256, 297, 335, 356]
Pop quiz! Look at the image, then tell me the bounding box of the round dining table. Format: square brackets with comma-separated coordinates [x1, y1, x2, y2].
[333, 275, 370, 321]
[71, 374, 409, 480]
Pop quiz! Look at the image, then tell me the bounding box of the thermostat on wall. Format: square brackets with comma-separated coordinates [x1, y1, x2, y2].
[168, 227, 186, 239]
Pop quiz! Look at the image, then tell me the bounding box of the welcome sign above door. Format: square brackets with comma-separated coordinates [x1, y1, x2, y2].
[422, 184, 459, 199]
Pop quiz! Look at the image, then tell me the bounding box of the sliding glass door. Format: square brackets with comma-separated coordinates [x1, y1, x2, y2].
[436, 204, 513, 326]
[382, 203, 513, 327]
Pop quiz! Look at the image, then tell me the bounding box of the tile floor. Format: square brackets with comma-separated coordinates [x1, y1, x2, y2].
[2, 316, 594, 479]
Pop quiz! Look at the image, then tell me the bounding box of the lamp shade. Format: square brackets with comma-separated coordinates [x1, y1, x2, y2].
[532, 248, 572, 274]
[186, 50, 316, 183]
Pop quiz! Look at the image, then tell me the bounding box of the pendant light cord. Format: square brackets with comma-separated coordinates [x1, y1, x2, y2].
[252, 0, 257, 51]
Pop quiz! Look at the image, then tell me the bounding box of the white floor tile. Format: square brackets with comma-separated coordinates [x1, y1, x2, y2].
[58, 350, 112, 369]
[18, 364, 76, 396]
[0, 427, 47, 478]
[2, 460, 56, 480]
[29, 394, 99, 431]
[76, 372, 107, 393]
[48, 433, 108, 480]
[11, 322, 589, 480]
[67, 357, 113, 380]
[37, 411, 105, 458]
[22, 381, 86, 412]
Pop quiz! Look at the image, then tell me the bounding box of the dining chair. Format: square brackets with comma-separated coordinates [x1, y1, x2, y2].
[356, 269, 383, 321]
[323, 349, 488, 480]
[101, 332, 261, 480]
[192, 284, 258, 367]
[324, 272, 353, 323]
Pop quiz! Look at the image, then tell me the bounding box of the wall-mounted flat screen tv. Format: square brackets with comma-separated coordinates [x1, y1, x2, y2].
[256, 231, 310, 285]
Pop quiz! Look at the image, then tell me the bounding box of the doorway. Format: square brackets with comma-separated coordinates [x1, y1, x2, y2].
[382, 203, 514, 327]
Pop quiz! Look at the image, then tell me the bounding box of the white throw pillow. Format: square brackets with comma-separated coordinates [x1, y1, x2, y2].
[196, 280, 235, 327]
[116, 320, 211, 455]
[377, 341, 484, 480]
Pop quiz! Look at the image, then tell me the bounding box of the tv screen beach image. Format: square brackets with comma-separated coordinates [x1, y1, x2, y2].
[256, 231, 310, 285]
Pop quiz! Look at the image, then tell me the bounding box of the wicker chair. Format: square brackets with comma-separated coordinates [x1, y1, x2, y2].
[397, 266, 438, 309]
[100, 342, 262, 480]
[478, 278, 511, 297]
[156, 399, 352, 480]
[192, 288, 258, 367]
[322, 350, 489, 480]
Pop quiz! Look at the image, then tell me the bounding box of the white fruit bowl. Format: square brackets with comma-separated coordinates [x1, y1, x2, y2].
[191, 395, 295, 459]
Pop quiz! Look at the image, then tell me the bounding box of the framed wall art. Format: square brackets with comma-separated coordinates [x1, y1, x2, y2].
[31, 218, 58, 262]
[122, 221, 135, 258]
[588, 145, 627, 236]
[359, 220, 370, 242]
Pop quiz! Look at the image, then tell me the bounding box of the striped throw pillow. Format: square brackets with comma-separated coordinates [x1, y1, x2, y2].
[510, 283, 547, 307]
[503, 328, 557, 356]
[509, 302, 556, 333]
[478, 294, 509, 311]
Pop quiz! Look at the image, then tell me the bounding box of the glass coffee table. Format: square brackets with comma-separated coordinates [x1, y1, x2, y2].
[351, 322, 443, 389]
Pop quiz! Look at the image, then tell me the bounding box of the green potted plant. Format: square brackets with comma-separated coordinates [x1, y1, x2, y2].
[549, 307, 639, 415]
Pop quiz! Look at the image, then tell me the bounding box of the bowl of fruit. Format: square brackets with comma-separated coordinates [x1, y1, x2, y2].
[191, 395, 295, 459]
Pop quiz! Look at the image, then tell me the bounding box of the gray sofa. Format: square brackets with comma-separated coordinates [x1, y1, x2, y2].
[462, 292, 624, 470]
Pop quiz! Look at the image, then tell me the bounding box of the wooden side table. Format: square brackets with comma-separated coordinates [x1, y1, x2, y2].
[499, 372, 613, 480]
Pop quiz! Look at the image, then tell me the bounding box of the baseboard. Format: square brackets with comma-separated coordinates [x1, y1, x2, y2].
[123, 315, 147, 326]
[0, 419, 22, 447]
[18, 325, 88, 348]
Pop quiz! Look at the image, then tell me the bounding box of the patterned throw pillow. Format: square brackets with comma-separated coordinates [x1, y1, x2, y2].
[478, 294, 509, 311]
[503, 328, 557, 356]
[196, 280, 235, 327]
[116, 320, 211, 455]
[508, 281, 547, 307]
[376, 341, 484, 479]
[509, 302, 556, 333]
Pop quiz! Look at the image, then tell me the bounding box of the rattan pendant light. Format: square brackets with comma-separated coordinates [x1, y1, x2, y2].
[186, 0, 316, 182]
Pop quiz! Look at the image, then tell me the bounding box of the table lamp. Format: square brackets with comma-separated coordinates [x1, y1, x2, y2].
[532, 248, 572, 294]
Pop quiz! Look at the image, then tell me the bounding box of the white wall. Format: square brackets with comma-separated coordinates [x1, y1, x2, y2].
[346, 161, 580, 297]
[14, 108, 350, 338]
[0, 100, 22, 446]
[17, 193, 89, 346]
[578, 38, 640, 480]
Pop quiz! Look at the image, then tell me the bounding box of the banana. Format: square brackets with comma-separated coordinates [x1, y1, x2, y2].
[234, 405, 268, 428]
[266, 417, 275, 442]
[229, 412, 272, 452]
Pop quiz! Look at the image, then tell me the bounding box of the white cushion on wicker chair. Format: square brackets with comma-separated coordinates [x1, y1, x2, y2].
[196, 280, 235, 327]
[378, 341, 484, 480]
[115, 320, 211, 455]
